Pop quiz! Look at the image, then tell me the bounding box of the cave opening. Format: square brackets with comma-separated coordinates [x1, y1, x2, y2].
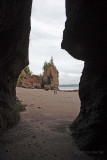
[15, 1, 90, 159]
[29, 0, 84, 86]
[15, 2, 84, 157]
[0, 0, 106, 159]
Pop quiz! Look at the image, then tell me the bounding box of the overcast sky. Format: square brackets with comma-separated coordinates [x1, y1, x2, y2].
[29, 0, 84, 84]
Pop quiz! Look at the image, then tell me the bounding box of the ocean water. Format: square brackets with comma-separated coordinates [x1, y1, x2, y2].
[59, 84, 79, 91]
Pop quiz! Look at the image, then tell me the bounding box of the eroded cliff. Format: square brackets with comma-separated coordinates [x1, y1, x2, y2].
[17, 71, 42, 89]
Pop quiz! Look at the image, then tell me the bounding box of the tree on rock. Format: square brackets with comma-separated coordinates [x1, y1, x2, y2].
[42, 57, 59, 90]
[50, 56, 54, 65]
[43, 57, 54, 71]
[24, 66, 33, 75]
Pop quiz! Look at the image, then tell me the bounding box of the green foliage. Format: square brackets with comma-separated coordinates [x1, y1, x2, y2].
[43, 62, 51, 71]
[18, 74, 24, 83]
[43, 57, 54, 71]
[50, 56, 54, 65]
[24, 66, 33, 75]
[18, 66, 33, 83]
[39, 73, 43, 77]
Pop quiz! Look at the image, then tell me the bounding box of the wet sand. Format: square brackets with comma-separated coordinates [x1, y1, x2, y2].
[0, 87, 97, 160]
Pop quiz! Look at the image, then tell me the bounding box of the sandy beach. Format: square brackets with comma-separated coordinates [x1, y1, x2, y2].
[0, 88, 97, 160]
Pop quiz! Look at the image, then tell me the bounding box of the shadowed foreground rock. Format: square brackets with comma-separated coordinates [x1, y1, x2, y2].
[72, 62, 107, 153]
[62, 0, 107, 154]
[0, 0, 32, 133]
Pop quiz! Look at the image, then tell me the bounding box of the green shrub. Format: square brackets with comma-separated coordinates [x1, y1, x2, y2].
[17, 66, 33, 83]
[39, 73, 43, 77]
[43, 57, 54, 71]
[24, 66, 33, 75]
[18, 74, 24, 83]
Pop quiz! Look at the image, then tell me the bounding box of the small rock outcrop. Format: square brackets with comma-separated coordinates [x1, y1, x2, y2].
[43, 65, 59, 90]
[17, 71, 42, 89]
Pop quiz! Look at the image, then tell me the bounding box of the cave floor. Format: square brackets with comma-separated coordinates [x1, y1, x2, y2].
[0, 87, 102, 160]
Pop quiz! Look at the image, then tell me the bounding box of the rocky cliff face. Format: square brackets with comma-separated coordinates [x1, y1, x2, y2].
[0, 1, 32, 133]
[62, 0, 106, 61]
[62, 0, 107, 154]
[43, 66, 59, 90]
[17, 71, 42, 89]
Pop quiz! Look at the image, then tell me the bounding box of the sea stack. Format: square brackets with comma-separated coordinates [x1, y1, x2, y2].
[43, 65, 59, 91]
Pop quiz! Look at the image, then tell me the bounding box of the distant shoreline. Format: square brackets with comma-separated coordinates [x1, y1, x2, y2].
[59, 84, 79, 92]
[17, 86, 78, 92]
[59, 89, 78, 92]
[59, 84, 79, 87]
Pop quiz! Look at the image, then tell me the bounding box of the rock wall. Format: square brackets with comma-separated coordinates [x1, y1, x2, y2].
[62, 0, 107, 154]
[43, 66, 59, 90]
[0, 0, 32, 133]
[72, 61, 107, 153]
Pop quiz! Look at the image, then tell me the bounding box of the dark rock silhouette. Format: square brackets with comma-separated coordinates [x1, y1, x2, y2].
[62, 0, 107, 154]
[43, 65, 59, 90]
[0, 1, 32, 132]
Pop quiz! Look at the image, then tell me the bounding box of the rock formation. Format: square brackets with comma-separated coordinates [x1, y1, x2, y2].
[43, 65, 59, 90]
[17, 71, 42, 89]
[62, 0, 107, 154]
[0, 1, 32, 133]
[17, 65, 59, 90]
